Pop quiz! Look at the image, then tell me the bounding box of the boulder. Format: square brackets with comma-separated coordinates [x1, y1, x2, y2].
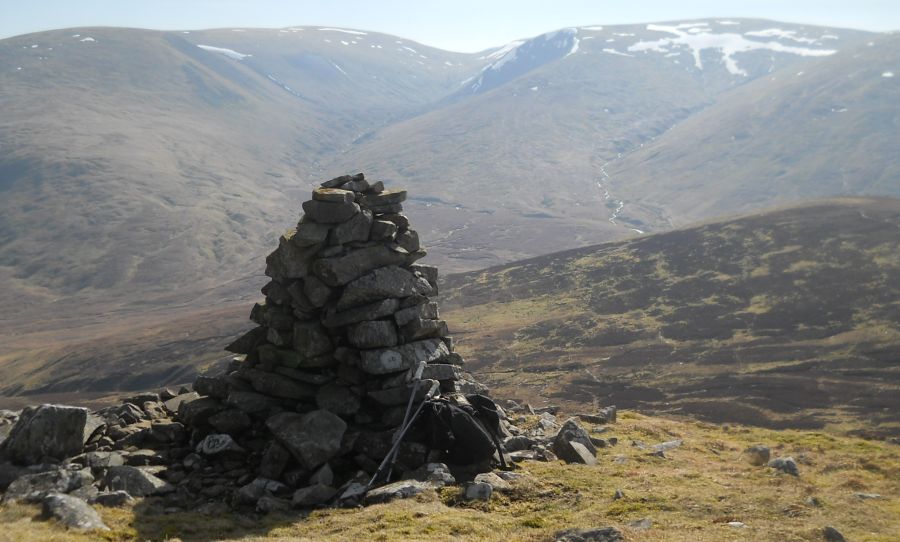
[42, 493, 109, 531]
[292, 484, 338, 507]
[0, 404, 91, 464]
[103, 466, 174, 496]
[266, 410, 347, 470]
[552, 418, 598, 464]
[4, 466, 94, 503]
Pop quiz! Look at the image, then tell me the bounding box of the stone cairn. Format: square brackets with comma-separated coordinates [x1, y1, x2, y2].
[0, 173, 617, 526]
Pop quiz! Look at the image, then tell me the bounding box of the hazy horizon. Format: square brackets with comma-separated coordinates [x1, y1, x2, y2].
[2, 0, 898, 52]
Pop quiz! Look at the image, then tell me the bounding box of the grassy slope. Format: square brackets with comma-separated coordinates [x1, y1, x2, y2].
[441, 198, 900, 436]
[1, 411, 897, 541]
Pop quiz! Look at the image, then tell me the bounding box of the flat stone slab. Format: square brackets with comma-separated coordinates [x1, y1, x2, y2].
[312, 188, 355, 203]
[312, 245, 411, 286]
[301, 199, 360, 223]
[360, 339, 450, 374]
[337, 266, 432, 311]
[323, 298, 400, 328]
[363, 479, 431, 505]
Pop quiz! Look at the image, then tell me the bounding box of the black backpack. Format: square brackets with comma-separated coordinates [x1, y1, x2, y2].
[420, 395, 507, 467]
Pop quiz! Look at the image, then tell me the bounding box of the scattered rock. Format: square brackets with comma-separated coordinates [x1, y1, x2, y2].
[628, 518, 652, 530]
[744, 445, 771, 466]
[474, 472, 510, 492]
[3, 466, 93, 503]
[768, 457, 800, 476]
[235, 477, 289, 505]
[364, 480, 432, 505]
[823, 526, 847, 542]
[103, 466, 174, 497]
[42, 493, 109, 531]
[854, 492, 882, 500]
[652, 439, 683, 453]
[554, 527, 624, 542]
[552, 418, 598, 464]
[462, 481, 492, 501]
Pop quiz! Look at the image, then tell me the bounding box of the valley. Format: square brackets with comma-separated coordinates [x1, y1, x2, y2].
[0, 19, 898, 437]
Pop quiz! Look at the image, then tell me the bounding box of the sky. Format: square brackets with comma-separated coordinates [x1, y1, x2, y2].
[2, 0, 898, 52]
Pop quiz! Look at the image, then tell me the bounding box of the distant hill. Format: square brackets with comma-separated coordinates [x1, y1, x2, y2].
[0, 20, 880, 325]
[608, 32, 900, 228]
[441, 198, 900, 435]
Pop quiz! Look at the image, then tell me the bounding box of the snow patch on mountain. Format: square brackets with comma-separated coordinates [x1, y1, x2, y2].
[197, 45, 251, 60]
[603, 48, 634, 57]
[466, 29, 578, 93]
[745, 28, 817, 44]
[629, 23, 836, 76]
[883, 71, 895, 78]
[318, 28, 367, 36]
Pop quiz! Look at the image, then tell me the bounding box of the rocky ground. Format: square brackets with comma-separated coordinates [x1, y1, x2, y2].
[1, 410, 897, 541]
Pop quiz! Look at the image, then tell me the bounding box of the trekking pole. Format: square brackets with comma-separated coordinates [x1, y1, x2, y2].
[366, 379, 440, 491]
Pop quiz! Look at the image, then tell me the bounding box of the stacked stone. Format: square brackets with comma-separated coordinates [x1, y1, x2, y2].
[210, 172, 476, 498]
